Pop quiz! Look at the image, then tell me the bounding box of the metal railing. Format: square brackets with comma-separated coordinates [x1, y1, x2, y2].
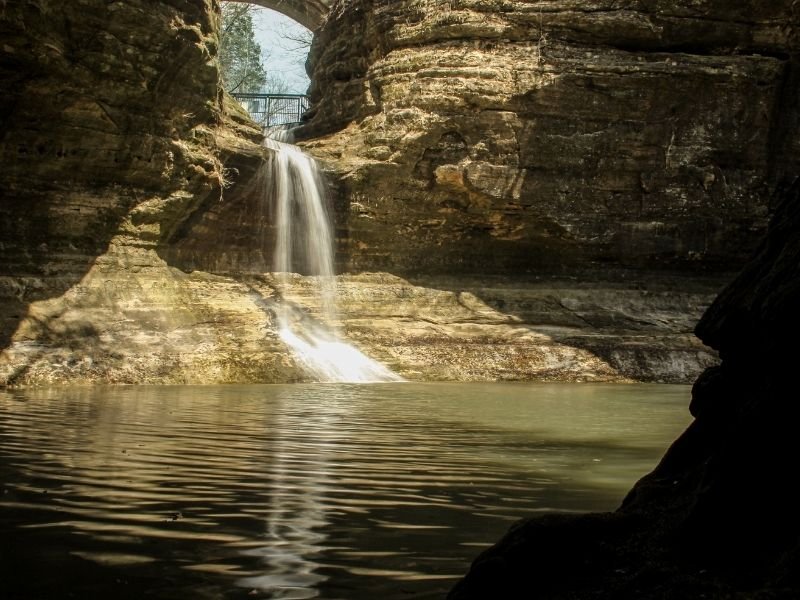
[231, 93, 310, 128]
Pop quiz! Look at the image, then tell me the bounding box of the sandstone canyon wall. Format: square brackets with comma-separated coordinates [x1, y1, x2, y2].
[1, 0, 797, 385]
[0, 0, 302, 384]
[288, 0, 797, 386]
[300, 0, 798, 277]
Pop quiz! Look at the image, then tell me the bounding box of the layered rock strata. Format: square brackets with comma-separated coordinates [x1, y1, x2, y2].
[0, 0, 282, 384]
[2, 0, 797, 386]
[1, 267, 719, 385]
[299, 0, 798, 276]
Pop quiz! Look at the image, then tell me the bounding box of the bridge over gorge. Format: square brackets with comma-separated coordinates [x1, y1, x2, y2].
[225, 0, 332, 30]
[232, 93, 311, 128]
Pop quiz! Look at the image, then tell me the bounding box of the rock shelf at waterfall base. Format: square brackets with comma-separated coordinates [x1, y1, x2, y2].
[0, 267, 721, 386]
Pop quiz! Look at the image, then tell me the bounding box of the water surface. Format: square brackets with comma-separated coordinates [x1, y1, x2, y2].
[0, 383, 691, 599]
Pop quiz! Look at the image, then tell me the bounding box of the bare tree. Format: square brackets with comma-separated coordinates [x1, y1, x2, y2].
[276, 22, 313, 54]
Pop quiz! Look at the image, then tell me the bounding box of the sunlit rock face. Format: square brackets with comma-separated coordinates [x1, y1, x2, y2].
[299, 0, 798, 276]
[0, 0, 702, 386]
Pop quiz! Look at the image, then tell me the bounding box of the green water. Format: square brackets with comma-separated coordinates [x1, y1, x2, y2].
[0, 383, 691, 599]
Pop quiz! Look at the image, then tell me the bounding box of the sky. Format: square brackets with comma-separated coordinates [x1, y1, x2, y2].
[251, 7, 312, 94]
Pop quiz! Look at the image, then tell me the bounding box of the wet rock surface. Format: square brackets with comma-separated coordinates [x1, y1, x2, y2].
[0, 267, 719, 385]
[333, 272, 720, 383]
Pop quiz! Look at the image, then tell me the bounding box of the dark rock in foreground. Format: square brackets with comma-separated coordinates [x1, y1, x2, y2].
[450, 180, 800, 599]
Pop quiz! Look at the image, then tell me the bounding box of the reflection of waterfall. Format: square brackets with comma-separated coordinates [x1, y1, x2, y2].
[264, 136, 402, 383]
[238, 389, 332, 599]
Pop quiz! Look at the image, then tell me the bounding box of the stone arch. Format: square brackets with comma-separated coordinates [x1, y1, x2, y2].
[226, 0, 331, 30]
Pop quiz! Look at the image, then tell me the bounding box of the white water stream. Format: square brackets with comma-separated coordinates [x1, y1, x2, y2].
[264, 136, 402, 383]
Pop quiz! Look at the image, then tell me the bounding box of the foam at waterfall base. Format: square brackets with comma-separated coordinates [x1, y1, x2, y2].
[278, 323, 403, 383]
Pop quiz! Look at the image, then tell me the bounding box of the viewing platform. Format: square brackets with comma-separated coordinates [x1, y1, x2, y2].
[232, 93, 310, 129]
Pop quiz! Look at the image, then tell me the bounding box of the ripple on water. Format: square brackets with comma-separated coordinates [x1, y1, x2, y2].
[0, 383, 691, 599]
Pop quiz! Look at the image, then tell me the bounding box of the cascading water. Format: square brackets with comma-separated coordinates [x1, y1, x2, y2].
[263, 135, 403, 383]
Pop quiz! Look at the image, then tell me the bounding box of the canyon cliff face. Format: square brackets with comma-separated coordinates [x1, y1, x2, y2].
[0, 0, 796, 385]
[272, 0, 797, 386]
[300, 0, 798, 276]
[0, 0, 299, 384]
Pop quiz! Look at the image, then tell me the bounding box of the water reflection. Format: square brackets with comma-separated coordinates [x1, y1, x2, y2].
[0, 383, 691, 599]
[237, 386, 336, 598]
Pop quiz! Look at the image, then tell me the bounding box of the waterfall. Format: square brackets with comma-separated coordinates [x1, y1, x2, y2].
[264, 136, 403, 383]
